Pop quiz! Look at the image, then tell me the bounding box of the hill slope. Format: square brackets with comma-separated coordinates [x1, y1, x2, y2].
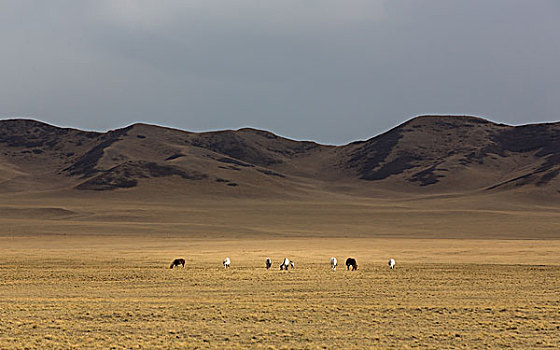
[342, 116, 560, 193]
[0, 116, 558, 198]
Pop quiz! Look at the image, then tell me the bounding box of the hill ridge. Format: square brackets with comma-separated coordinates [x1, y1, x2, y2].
[1, 116, 558, 198]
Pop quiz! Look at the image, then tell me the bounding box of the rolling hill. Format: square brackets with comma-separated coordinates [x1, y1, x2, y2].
[1, 116, 558, 197]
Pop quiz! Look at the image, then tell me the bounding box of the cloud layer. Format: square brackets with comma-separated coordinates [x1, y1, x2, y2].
[1, 1, 558, 144]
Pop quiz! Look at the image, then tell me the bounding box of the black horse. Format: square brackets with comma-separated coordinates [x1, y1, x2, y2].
[169, 258, 185, 269]
[265, 258, 272, 269]
[345, 257, 358, 271]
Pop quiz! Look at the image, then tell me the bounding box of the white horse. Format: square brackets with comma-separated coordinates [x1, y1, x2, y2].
[265, 258, 272, 269]
[388, 258, 395, 269]
[330, 257, 338, 271]
[280, 258, 293, 270]
[223, 257, 231, 268]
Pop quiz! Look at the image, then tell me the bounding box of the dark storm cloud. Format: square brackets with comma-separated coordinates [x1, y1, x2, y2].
[1, 1, 559, 144]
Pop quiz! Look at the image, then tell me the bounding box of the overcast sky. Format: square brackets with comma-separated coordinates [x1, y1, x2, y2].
[1, 1, 559, 144]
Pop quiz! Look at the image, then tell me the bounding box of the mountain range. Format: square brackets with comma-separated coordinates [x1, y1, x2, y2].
[1, 116, 558, 199]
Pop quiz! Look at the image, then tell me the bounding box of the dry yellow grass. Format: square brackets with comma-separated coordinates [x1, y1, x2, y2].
[1, 188, 559, 348]
[1, 237, 559, 349]
[2, 194, 559, 239]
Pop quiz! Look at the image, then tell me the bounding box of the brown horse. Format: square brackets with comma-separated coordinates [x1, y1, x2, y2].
[169, 258, 185, 269]
[345, 257, 358, 271]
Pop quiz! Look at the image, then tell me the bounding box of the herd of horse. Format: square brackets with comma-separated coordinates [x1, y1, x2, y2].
[170, 256, 396, 270]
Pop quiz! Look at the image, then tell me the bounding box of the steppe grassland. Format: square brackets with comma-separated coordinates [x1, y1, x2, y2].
[1, 237, 559, 349]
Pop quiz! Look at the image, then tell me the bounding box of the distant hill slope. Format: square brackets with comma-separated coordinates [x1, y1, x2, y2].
[342, 116, 560, 192]
[0, 116, 558, 198]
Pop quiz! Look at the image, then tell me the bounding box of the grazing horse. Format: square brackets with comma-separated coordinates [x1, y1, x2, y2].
[280, 258, 293, 270]
[169, 258, 185, 269]
[345, 257, 358, 271]
[223, 257, 231, 268]
[388, 258, 395, 270]
[330, 257, 338, 271]
[265, 258, 272, 269]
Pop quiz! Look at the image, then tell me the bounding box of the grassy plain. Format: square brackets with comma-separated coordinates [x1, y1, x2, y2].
[1, 236, 559, 349]
[1, 191, 560, 348]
